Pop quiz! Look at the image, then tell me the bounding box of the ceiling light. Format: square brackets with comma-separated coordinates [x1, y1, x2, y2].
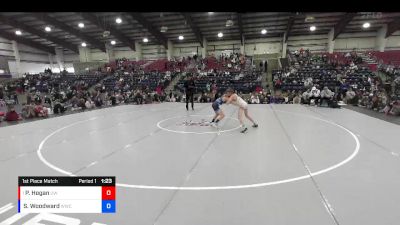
[218, 32, 223, 38]
[110, 40, 116, 45]
[116, 18, 122, 24]
[310, 26, 316, 31]
[363, 22, 370, 28]
[226, 19, 234, 27]
[81, 42, 87, 47]
[78, 23, 84, 28]
[45, 26, 51, 32]
[261, 29, 267, 34]
[305, 16, 315, 22]
[143, 38, 149, 43]
[160, 26, 168, 33]
[178, 35, 184, 40]
[15, 30, 22, 35]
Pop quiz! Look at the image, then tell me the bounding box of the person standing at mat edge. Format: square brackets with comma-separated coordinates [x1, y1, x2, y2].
[184, 75, 196, 111]
[225, 88, 258, 133]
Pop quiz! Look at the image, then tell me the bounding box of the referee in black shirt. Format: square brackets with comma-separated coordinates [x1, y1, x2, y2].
[184, 75, 196, 111]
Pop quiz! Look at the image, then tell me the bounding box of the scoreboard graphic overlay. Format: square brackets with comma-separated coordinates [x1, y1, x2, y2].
[18, 177, 116, 213]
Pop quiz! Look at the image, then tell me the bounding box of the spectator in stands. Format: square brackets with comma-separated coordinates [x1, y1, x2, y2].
[377, 90, 388, 110]
[34, 93, 41, 105]
[274, 79, 282, 89]
[293, 92, 301, 104]
[309, 86, 321, 105]
[44, 96, 52, 108]
[77, 98, 86, 109]
[133, 90, 144, 105]
[110, 93, 117, 106]
[170, 94, 176, 102]
[319, 86, 335, 107]
[34, 103, 48, 117]
[250, 93, 260, 104]
[304, 77, 313, 89]
[5, 105, 20, 122]
[384, 98, 400, 116]
[0, 98, 5, 109]
[345, 87, 357, 105]
[20, 103, 34, 118]
[53, 99, 66, 114]
[69, 95, 79, 109]
[85, 98, 95, 110]
[302, 89, 312, 104]
[206, 82, 211, 93]
[369, 92, 380, 110]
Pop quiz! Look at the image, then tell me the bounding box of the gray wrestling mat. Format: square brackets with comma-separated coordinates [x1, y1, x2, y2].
[1, 103, 400, 225]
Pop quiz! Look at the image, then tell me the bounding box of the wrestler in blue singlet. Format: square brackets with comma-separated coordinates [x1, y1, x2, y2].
[212, 97, 224, 113]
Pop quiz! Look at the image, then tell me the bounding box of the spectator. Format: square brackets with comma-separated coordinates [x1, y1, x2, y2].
[250, 93, 260, 104]
[302, 89, 312, 104]
[53, 100, 66, 114]
[293, 93, 301, 104]
[345, 87, 357, 105]
[319, 86, 335, 106]
[44, 96, 52, 108]
[34, 103, 48, 117]
[85, 99, 95, 109]
[384, 98, 400, 116]
[5, 105, 21, 121]
[309, 86, 321, 105]
[22, 103, 36, 118]
[133, 90, 144, 105]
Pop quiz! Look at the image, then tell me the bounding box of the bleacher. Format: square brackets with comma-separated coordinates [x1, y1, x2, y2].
[102, 72, 176, 92]
[175, 71, 262, 94]
[143, 59, 169, 72]
[274, 64, 375, 92]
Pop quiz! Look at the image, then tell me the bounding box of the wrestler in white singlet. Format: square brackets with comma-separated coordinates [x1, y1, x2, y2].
[230, 94, 248, 109]
[225, 88, 258, 133]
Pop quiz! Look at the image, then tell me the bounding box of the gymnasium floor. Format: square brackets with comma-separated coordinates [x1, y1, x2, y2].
[1, 103, 400, 225]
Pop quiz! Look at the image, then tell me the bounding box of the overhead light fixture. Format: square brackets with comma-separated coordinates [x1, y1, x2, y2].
[178, 35, 184, 40]
[218, 32, 223, 38]
[103, 31, 110, 38]
[78, 23, 84, 28]
[45, 26, 51, 32]
[160, 26, 168, 33]
[305, 16, 315, 22]
[110, 40, 116, 45]
[310, 26, 316, 31]
[226, 19, 234, 27]
[15, 30, 22, 35]
[363, 22, 370, 28]
[261, 29, 267, 34]
[81, 42, 87, 47]
[116, 18, 122, 24]
[143, 38, 149, 43]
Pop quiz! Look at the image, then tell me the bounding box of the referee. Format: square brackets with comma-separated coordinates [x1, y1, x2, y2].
[184, 75, 196, 111]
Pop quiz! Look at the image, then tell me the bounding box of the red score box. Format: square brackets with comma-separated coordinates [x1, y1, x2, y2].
[102, 186, 115, 200]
